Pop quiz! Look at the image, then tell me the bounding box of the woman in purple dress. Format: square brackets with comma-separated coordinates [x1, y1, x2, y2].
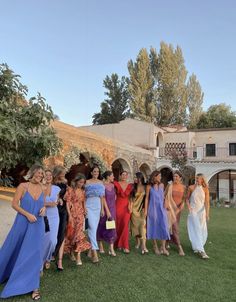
[97, 171, 117, 256]
[145, 170, 170, 256]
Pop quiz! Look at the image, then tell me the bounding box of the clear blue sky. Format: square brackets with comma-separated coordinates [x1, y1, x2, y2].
[1, 0, 236, 126]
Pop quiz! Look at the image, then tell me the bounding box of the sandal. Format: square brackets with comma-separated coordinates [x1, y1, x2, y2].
[200, 251, 209, 259]
[44, 261, 51, 269]
[162, 249, 169, 256]
[123, 249, 130, 254]
[178, 245, 185, 256]
[32, 290, 41, 300]
[154, 247, 160, 255]
[56, 259, 64, 271]
[108, 250, 117, 257]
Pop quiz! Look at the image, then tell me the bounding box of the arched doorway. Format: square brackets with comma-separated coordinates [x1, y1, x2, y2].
[112, 158, 132, 181]
[160, 167, 173, 188]
[156, 132, 164, 157]
[209, 169, 236, 206]
[139, 163, 151, 182]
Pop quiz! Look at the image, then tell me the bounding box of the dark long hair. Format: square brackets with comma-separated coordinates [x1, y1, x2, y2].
[88, 165, 101, 180]
[102, 170, 113, 180]
[132, 172, 145, 198]
[149, 170, 161, 186]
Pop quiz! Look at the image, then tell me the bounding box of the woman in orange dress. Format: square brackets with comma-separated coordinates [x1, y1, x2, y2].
[165, 170, 186, 256]
[114, 171, 133, 253]
[64, 174, 91, 265]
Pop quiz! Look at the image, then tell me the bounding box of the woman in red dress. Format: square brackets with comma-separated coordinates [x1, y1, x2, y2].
[114, 171, 133, 253]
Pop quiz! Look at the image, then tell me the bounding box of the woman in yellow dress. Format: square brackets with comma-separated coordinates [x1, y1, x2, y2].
[130, 172, 148, 254]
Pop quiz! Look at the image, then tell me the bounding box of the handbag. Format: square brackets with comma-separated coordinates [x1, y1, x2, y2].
[44, 216, 50, 233]
[85, 218, 89, 230]
[106, 219, 116, 230]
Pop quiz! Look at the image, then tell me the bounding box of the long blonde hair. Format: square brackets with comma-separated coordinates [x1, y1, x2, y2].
[24, 164, 44, 181]
[52, 165, 66, 184]
[196, 173, 208, 188]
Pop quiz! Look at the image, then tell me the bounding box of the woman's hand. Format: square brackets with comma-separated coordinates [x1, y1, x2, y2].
[144, 209, 147, 218]
[39, 206, 46, 217]
[58, 198, 63, 206]
[100, 208, 105, 217]
[106, 211, 112, 219]
[26, 213, 37, 223]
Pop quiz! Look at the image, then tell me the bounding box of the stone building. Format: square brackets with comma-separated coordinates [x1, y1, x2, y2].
[80, 118, 236, 204]
[48, 120, 156, 182]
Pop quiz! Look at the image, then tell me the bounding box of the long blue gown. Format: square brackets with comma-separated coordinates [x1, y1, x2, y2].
[42, 185, 60, 266]
[0, 190, 44, 298]
[147, 186, 170, 240]
[85, 183, 105, 250]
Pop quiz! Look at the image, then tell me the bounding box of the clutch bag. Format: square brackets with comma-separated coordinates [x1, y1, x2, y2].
[106, 219, 116, 230]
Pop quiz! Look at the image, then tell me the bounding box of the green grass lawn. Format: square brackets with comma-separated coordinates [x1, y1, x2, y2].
[1, 208, 236, 302]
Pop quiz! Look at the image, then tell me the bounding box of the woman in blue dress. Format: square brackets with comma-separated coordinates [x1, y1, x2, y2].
[42, 169, 61, 270]
[145, 170, 170, 256]
[85, 165, 105, 263]
[0, 164, 46, 300]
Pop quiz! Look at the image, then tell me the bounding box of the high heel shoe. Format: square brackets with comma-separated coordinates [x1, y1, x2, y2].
[108, 250, 116, 257]
[162, 249, 169, 256]
[56, 259, 64, 271]
[154, 247, 160, 255]
[178, 245, 185, 256]
[123, 249, 130, 254]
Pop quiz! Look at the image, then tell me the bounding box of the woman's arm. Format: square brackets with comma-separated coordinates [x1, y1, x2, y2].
[186, 186, 193, 212]
[12, 184, 37, 223]
[64, 189, 72, 220]
[103, 197, 111, 218]
[205, 187, 210, 220]
[144, 185, 151, 217]
[100, 196, 105, 217]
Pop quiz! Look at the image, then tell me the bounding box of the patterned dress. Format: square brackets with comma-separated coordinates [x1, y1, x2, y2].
[64, 187, 91, 253]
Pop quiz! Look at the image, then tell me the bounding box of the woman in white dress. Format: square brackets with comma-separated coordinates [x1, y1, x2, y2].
[186, 173, 210, 259]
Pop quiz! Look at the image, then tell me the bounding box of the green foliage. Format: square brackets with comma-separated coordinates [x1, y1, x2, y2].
[0, 63, 62, 170]
[186, 74, 204, 128]
[170, 150, 188, 171]
[89, 153, 108, 174]
[128, 48, 157, 122]
[152, 43, 188, 125]
[196, 103, 236, 129]
[92, 74, 129, 125]
[64, 146, 82, 171]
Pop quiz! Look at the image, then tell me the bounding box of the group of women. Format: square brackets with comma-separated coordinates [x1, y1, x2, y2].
[0, 164, 210, 300]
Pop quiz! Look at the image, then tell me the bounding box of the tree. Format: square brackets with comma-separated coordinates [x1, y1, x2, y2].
[196, 103, 236, 129]
[151, 42, 188, 125]
[92, 73, 129, 125]
[186, 73, 204, 128]
[128, 48, 157, 122]
[0, 63, 62, 171]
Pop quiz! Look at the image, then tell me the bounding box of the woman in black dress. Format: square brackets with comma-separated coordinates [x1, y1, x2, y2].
[52, 166, 68, 270]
